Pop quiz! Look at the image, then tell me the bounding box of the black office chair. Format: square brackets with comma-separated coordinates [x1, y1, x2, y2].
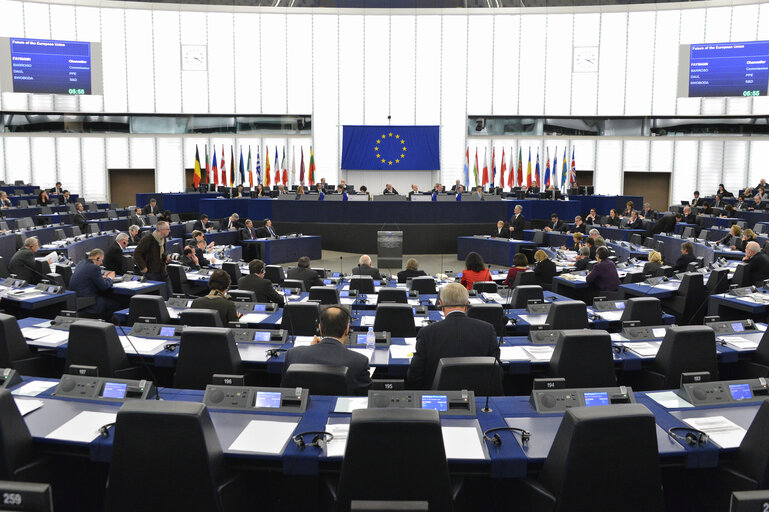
[283, 279, 307, 292]
[655, 240, 665, 254]
[545, 300, 588, 330]
[0, 389, 48, 482]
[510, 285, 544, 309]
[54, 263, 72, 286]
[472, 281, 497, 294]
[703, 268, 730, 295]
[0, 313, 54, 377]
[377, 288, 407, 304]
[410, 277, 436, 294]
[281, 364, 350, 395]
[179, 309, 223, 328]
[281, 302, 321, 336]
[524, 404, 663, 512]
[686, 261, 699, 272]
[662, 272, 706, 325]
[309, 286, 340, 305]
[641, 325, 718, 390]
[105, 400, 245, 512]
[350, 276, 376, 294]
[431, 357, 503, 396]
[373, 304, 416, 338]
[512, 271, 536, 287]
[630, 234, 642, 246]
[549, 329, 617, 387]
[644, 237, 655, 249]
[532, 231, 545, 245]
[221, 262, 241, 288]
[335, 408, 454, 512]
[619, 297, 663, 326]
[173, 328, 243, 390]
[0, 257, 9, 279]
[681, 227, 695, 239]
[467, 304, 506, 336]
[731, 263, 753, 288]
[228, 289, 256, 301]
[167, 264, 205, 297]
[763, 241, 769, 255]
[264, 265, 285, 285]
[64, 320, 141, 379]
[127, 295, 172, 326]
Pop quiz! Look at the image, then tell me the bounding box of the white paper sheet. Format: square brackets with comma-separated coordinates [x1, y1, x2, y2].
[334, 397, 369, 413]
[11, 380, 57, 397]
[610, 332, 626, 342]
[408, 299, 420, 306]
[623, 341, 661, 357]
[389, 345, 415, 360]
[416, 317, 431, 327]
[499, 346, 530, 361]
[682, 415, 747, 449]
[645, 391, 694, 409]
[112, 281, 145, 289]
[325, 423, 350, 457]
[239, 313, 271, 324]
[228, 419, 299, 454]
[293, 336, 315, 347]
[359, 316, 375, 327]
[441, 426, 485, 460]
[118, 336, 166, 355]
[13, 398, 43, 416]
[20, 327, 59, 340]
[724, 336, 759, 350]
[596, 310, 624, 322]
[340, 298, 355, 305]
[652, 328, 667, 338]
[403, 337, 417, 346]
[523, 346, 555, 361]
[482, 293, 504, 303]
[46, 411, 118, 443]
[349, 347, 374, 362]
[468, 298, 484, 305]
[29, 331, 70, 347]
[517, 314, 548, 325]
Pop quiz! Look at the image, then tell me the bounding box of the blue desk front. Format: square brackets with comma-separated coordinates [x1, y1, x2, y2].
[242, 236, 323, 265]
[135, 192, 222, 213]
[457, 237, 537, 266]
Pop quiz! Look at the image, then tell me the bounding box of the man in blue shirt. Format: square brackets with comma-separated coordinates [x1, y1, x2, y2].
[68, 248, 119, 320]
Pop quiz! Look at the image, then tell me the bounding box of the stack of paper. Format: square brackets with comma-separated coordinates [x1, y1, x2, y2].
[349, 347, 374, 362]
[523, 346, 555, 361]
[46, 411, 118, 443]
[228, 419, 299, 454]
[118, 336, 167, 355]
[724, 336, 759, 350]
[11, 380, 57, 397]
[359, 317, 375, 327]
[441, 426, 485, 460]
[682, 416, 747, 448]
[499, 346, 530, 361]
[389, 345, 415, 360]
[27, 330, 69, 347]
[113, 281, 145, 289]
[325, 423, 350, 457]
[293, 336, 315, 347]
[623, 341, 661, 357]
[239, 313, 271, 324]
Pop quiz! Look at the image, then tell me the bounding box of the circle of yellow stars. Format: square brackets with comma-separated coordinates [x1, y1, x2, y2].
[373, 132, 407, 166]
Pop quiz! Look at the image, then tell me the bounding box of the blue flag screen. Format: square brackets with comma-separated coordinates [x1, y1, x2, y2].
[341, 125, 440, 170]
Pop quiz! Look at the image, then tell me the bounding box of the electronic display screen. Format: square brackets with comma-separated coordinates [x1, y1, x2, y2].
[731, 322, 745, 332]
[253, 331, 271, 342]
[159, 326, 176, 337]
[678, 40, 769, 97]
[421, 395, 448, 411]
[374, 281, 381, 286]
[13, 280, 22, 287]
[283, 288, 292, 295]
[253, 304, 266, 312]
[340, 290, 349, 298]
[323, 279, 332, 285]
[131, 275, 141, 281]
[47, 286, 57, 293]
[101, 382, 127, 399]
[615, 302, 625, 309]
[729, 383, 753, 401]
[255, 391, 282, 408]
[583, 392, 610, 407]
[333, 272, 340, 277]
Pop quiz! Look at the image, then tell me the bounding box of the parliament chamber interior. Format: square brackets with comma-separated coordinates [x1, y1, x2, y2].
[2, 0, 769, 510]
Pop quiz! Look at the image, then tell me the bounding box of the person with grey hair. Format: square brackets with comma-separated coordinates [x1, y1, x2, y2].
[640, 202, 656, 220]
[383, 183, 399, 195]
[743, 241, 769, 284]
[134, 221, 171, 283]
[406, 283, 499, 389]
[574, 245, 592, 271]
[226, 213, 244, 231]
[352, 254, 382, 279]
[68, 248, 118, 320]
[510, 204, 525, 240]
[9, 237, 40, 284]
[103, 233, 130, 273]
[127, 225, 142, 245]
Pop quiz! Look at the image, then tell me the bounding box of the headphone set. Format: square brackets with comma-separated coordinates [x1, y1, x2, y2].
[667, 427, 709, 446]
[482, 426, 531, 446]
[98, 422, 116, 438]
[292, 431, 335, 448]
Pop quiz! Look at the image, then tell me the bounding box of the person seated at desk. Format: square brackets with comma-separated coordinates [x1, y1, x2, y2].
[50, 182, 63, 195]
[734, 196, 747, 210]
[397, 258, 427, 284]
[8, 237, 41, 284]
[643, 250, 663, 276]
[622, 201, 634, 218]
[192, 230, 215, 251]
[741, 229, 757, 251]
[287, 256, 324, 289]
[194, 238, 212, 268]
[455, 185, 465, 199]
[626, 210, 643, 230]
[723, 224, 742, 249]
[743, 241, 769, 285]
[190, 269, 240, 325]
[544, 213, 564, 232]
[192, 214, 213, 233]
[568, 216, 586, 234]
[129, 207, 146, 227]
[58, 190, 74, 205]
[509, 204, 525, 240]
[408, 184, 421, 196]
[646, 213, 681, 237]
[0, 192, 10, 209]
[143, 198, 160, 216]
[584, 208, 599, 225]
[712, 194, 725, 208]
[759, 187, 769, 200]
[504, 253, 529, 286]
[701, 203, 713, 215]
[312, 183, 325, 195]
[720, 204, 735, 218]
[37, 189, 52, 206]
[359, 185, 372, 200]
[605, 209, 621, 227]
[533, 249, 556, 288]
[717, 183, 733, 198]
[68, 248, 119, 321]
[256, 218, 278, 238]
[241, 219, 258, 240]
[103, 233, 129, 273]
[450, 179, 462, 191]
[336, 185, 347, 196]
[756, 179, 767, 191]
[127, 225, 143, 246]
[640, 203, 656, 220]
[179, 245, 200, 270]
[574, 246, 591, 272]
[492, 220, 510, 238]
[238, 258, 285, 307]
[691, 190, 702, 207]
[752, 194, 766, 211]
[253, 184, 267, 197]
[584, 237, 597, 260]
[382, 183, 399, 195]
[352, 254, 383, 279]
[282, 305, 371, 395]
[225, 213, 244, 231]
[563, 232, 582, 252]
[681, 206, 697, 224]
[671, 242, 696, 273]
[233, 184, 246, 198]
[157, 210, 172, 223]
[473, 186, 484, 200]
[73, 203, 88, 231]
[588, 229, 606, 248]
[585, 246, 620, 292]
[406, 283, 498, 390]
[460, 251, 491, 291]
[295, 186, 306, 198]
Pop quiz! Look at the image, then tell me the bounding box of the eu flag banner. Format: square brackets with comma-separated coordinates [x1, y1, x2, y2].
[341, 125, 440, 170]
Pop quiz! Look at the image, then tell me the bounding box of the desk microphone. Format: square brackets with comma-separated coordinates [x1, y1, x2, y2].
[117, 323, 161, 400]
[482, 329, 504, 414]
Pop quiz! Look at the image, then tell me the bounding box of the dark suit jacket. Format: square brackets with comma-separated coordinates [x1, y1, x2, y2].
[546, 220, 564, 232]
[382, 188, 399, 195]
[190, 294, 239, 325]
[406, 312, 499, 389]
[641, 209, 656, 220]
[747, 252, 769, 285]
[143, 203, 160, 215]
[571, 223, 587, 234]
[286, 267, 323, 290]
[574, 258, 590, 271]
[492, 227, 510, 238]
[238, 274, 285, 306]
[225, 219, 245, 231]
[103, 242, 124, 273]
[73, 212, 88, 229]
[133, 234, 168, 274]
[647, 215, 677, 236]
[194, 247, 210, 267]
[509, 214, 525, 240]
[397, 269, 427, 284]
[256, 225, 278, 238]
[281, 338, 371, 395]
[240, 226, 258, 241]
[643, 261, 662, 276]
[605, 216, 620, 227]
[626, 218, 643, 230]
[672, 253, 696, 273]
[585, 259, 621, 291]
[682, 213, 697, 224]
[534, 258, 557, 285]
[128, 232, 143, 246]
[129, 215, 146, 227]
[691, 198, 702, 207]
[8, 248, 39, 284]
[192, 220, 212, 232]
[58, 195, 73, 205]
[352, 265, 382, 279]
[68, 259, 113, 299]
[179, 255, 200, 270]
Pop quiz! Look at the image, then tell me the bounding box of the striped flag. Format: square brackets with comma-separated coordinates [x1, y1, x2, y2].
[570, 147, 577, 187]
[561, 146, 568, 191]
[204, 145, 210, 184]
[526, 148, 531, 188]
[230, 146, 235, 186]
[220, 145, 226, 185]
[463, 148, 469, 189]
[499, 147, 506, 189]
[308, 147, 316, 185]
[299, 147, 305, 185]
[516, 146, 522, 188]
[265, 147, 271, 187]
[193, 145, 202, 188]
[212, 147, 219, 186]
[247, 146, 253, 188]
[482, 148, 489, 187]
[274, 146, 280, 185]
[238, 146, 245, 185]
[491, 147, 496, 187]
[544, 147, 551, 188]
[552, 148, 558, 189]
[281, 147, 288, 186]
[256, 147, 261, 185]
[534, 149, 540, 188]
[291, 147, 296, 187]
[473, 149, 479, 187]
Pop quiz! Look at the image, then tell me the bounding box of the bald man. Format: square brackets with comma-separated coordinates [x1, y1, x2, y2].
[743, 241, 769, 285]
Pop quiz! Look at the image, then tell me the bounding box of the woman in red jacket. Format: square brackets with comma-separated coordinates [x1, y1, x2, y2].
[460, 251, 492, 291]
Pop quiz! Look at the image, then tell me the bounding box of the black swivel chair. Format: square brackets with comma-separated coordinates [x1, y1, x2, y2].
[179, 309, 223, 328]
[228, 290, 256, 301]
[641, 325, 718, 390]
[733, 329, 769, 378]
[510, 285, 544, 309]
[221, 262, 241, 288]
[105, 400, 244, 512]
[281, 364, 350, 395]
[662, 272, 706, 325]
[309, 286, 341, 305]
[373, 304, 416, 338]
[545, 300, 588, 330]
[410, 277, 437, 294]
[431, 357, 503, 396]
[731, 263, 752, 288]
[472, 281, 497, 294]
[377, 288, 407, 304]
[173, 328, 243, 390]
[0, 257, 9, 279]
[64, 320, 141, 379]
[281, 303, 321, 336]
[335, 408, 454, 512]
[264, 265, 285, 285]
[282, 279, 307, 292]
[512, 271, 536, 287]
[706, 268, 730, 295]
[619, 297, 663, 326]
[549, 330, 617, 387]
[0, 313, 54, 377]
[167, 264, 205, 297]
[467, 303, 506, 336]
[524, 404, 664, 512]
[127, 295, 172, 326]
[0, 389, 48, 482]
[54, 263, 72, 286]
[350, 276, 376, 294]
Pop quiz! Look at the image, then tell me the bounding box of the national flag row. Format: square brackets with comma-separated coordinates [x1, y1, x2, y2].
[463, 146, 577, 192]
[193, 144, 317, 189]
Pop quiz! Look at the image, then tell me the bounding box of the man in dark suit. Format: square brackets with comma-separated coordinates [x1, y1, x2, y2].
[58, 190, 74, 205]
[238, 259, 284, 306]
[626, 210, 643, 230]
[179, 246, 200, 270]
[352, 254, 382, 279]
[743, 241, 769, 285]
[240, 219, 258, 241]
[690, 191, 702, 207]
[406, 283, 499, 389]
[281, 305, 371, 394]
[143, 198, 160, 216]
[50, 182, 63, 195]
[68, 248, 119, 320]
[543, 213, 564, 232]
[103, 233, 129, 273]
[682, 206, 697, 225]
[190, 270, 239, 325]
[127, 226, 143, 246]
[287, 256, 323, 290]
[129, 207, 146, 228]
[735, 196, 747, 210]
[640, 203, 656, 220]
[193, 238, 211, 268]
[8, 237, 41, 284]
[574, 246, 591, 271]
[192, 214, 213, 233]
[712, 194, 725, 208]
[256, 218, 277, 238]
[646, 213, 682, 237]
[450, 180, 462, 192]
[509, 205, 525, 240]
[672, 242, 697, 272]
[382, 184, 399, 195]
[73, 203, 88, 231]
[492, 220, 510, 238]
[225, 213, 245, 231]
[396, 258, 427, 284]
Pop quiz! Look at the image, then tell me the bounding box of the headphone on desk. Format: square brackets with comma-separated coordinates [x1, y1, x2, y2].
[292, 431, 335, 448]
[482, 426, 531, 446]
[667, 426, 709, 446]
